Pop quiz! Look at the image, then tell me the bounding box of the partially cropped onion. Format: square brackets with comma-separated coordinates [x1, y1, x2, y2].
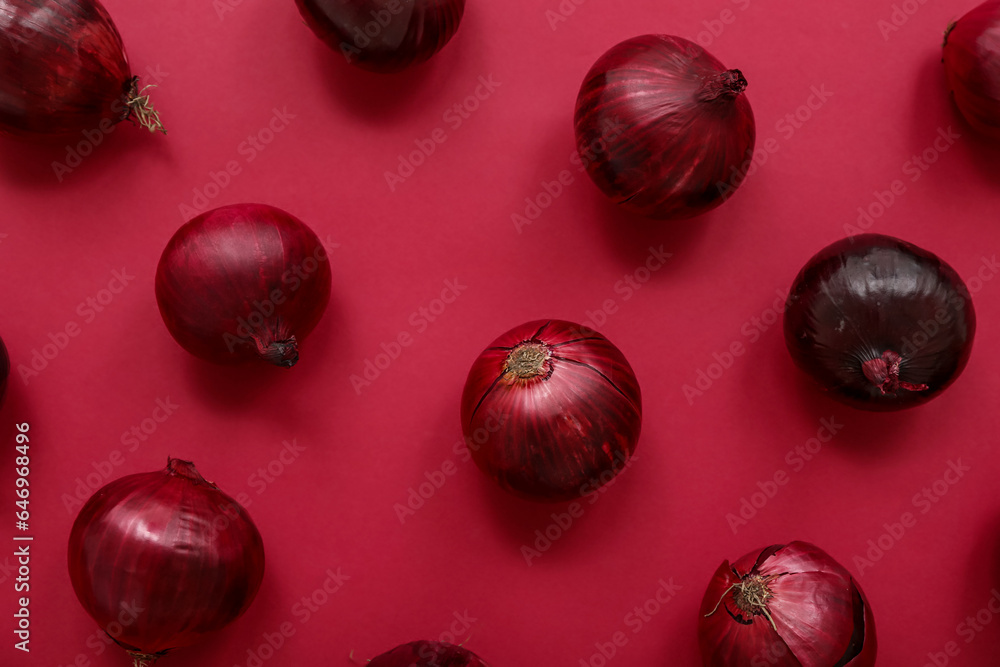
[294, 0, 466, 73]
[0, 0, 164, 138]
[784, 233, 975, 411]
[369, 640, 491, 666]
[943, 0, 1000, 139]
[699, 541, 876, 667]
[68, 458, 265, 667]
[573, 34, 755, 220]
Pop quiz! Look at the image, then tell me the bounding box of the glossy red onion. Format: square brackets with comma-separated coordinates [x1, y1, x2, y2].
[573, 34, 755, 220]
[155, 203, 332, 368]
[461, 319, 641, 502]
[700, 541, 876, 667]
[0, 0, 163, 138]
[369, 640, 491, 666]
[943, 0, 1000, 139]
[294, 0, 465, 73]
[784, 234, 975, 411]
[68, 458, 265, 667]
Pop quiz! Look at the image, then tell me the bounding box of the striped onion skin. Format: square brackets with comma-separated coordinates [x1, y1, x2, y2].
[294, 0, 466, 73]
[461, 319, 642, 503]
[369, 640, 491, 666]
[574, 34, 755, 220]
[68, 459, 265, 665]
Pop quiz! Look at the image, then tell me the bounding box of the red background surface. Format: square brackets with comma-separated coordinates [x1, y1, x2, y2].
[2, 0, 999, 665]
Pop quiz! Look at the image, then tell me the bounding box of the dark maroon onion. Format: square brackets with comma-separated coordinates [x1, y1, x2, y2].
[369, 640, 490, 666]
[573, 34, 755, 220]
[294, 0, 466, 73]
[155, 203, 332, 368]
[699, 541, 876, 667]
[0, 0, 164, 138]
[943, 0, 1000, 139]
[461, 319, 642, 502]
[784, 234, 975, 411]
[68, 458, 265, 667]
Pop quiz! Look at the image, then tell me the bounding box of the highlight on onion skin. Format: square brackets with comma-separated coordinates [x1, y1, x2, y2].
[783, 233, 975, 411]
[943, 0, 1000, 139]
[0, 0, 164, 138]
[155, 203, 332, 368]
[573, 34, 756, 220]
[699, 541, 876, 667]
[294, 0, 466, 73]
[461, 319, 642, 503]
[369, 640, 491, 666]
[68, 458, 265, 667]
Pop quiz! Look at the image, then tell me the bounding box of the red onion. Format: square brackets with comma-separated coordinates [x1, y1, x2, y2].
[784, 234, 975, 411]
[0, 0, 164, 138]
[943, 0, 1000, 139]
[461, 319, 641, 502]
[68, 458, 265, 667]
[573, 34, 755, 220]
[155, 203, 332, 368]
[369, 640, 490, 666]
[294, 0, 466, 73]
[699, 541, 876, 667]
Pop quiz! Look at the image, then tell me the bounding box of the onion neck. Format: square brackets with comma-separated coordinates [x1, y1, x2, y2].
[503, 342, 552, 379]
[861, 350, 929, 395]
[166, 458, 215, 487]
[697, 69, 748, 103]
[704, 573, 780, 632]
[254, 335, 299, 368]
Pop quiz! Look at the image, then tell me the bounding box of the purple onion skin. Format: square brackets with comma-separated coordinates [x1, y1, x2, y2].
[784, 234, 975, 411]
[943, 0, 1000, 139]
[155, 203, 332, 368]
[0, 0, 161, 138]
[574, 34, 756, 220]
[68, 459, 265, 659]
[369, 640, 491, 667]
[461, 319, 642, 503]
[294, 0, 465, 73]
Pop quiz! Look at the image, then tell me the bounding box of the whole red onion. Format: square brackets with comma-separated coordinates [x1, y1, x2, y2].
[461, 319, 641, 502]
[573, 34, 755, 220]
[369, 640, 491, 666]
[784, 234, 975, 411]
[699, 541, 876, 667]
[0, 0, 164, 138]
[155, 203, 332, 368]
[68, 458, 265, 667]
[294, 0, 466, 73]
[943, 0, 1000, 139]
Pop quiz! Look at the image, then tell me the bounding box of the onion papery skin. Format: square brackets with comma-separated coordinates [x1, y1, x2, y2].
[699, 541, 876, 667]
[68, 458, 265, 663]
[294, 0, 466, 73]
[943, 0, 1000, 139]
[0, 0, 163, 138]
[573, 34, 756, 220]
[784, 233, 975, 411]
[155, 203, 332, 368]
[460, 319, 642, 503]
[369, 640, 491, 666]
